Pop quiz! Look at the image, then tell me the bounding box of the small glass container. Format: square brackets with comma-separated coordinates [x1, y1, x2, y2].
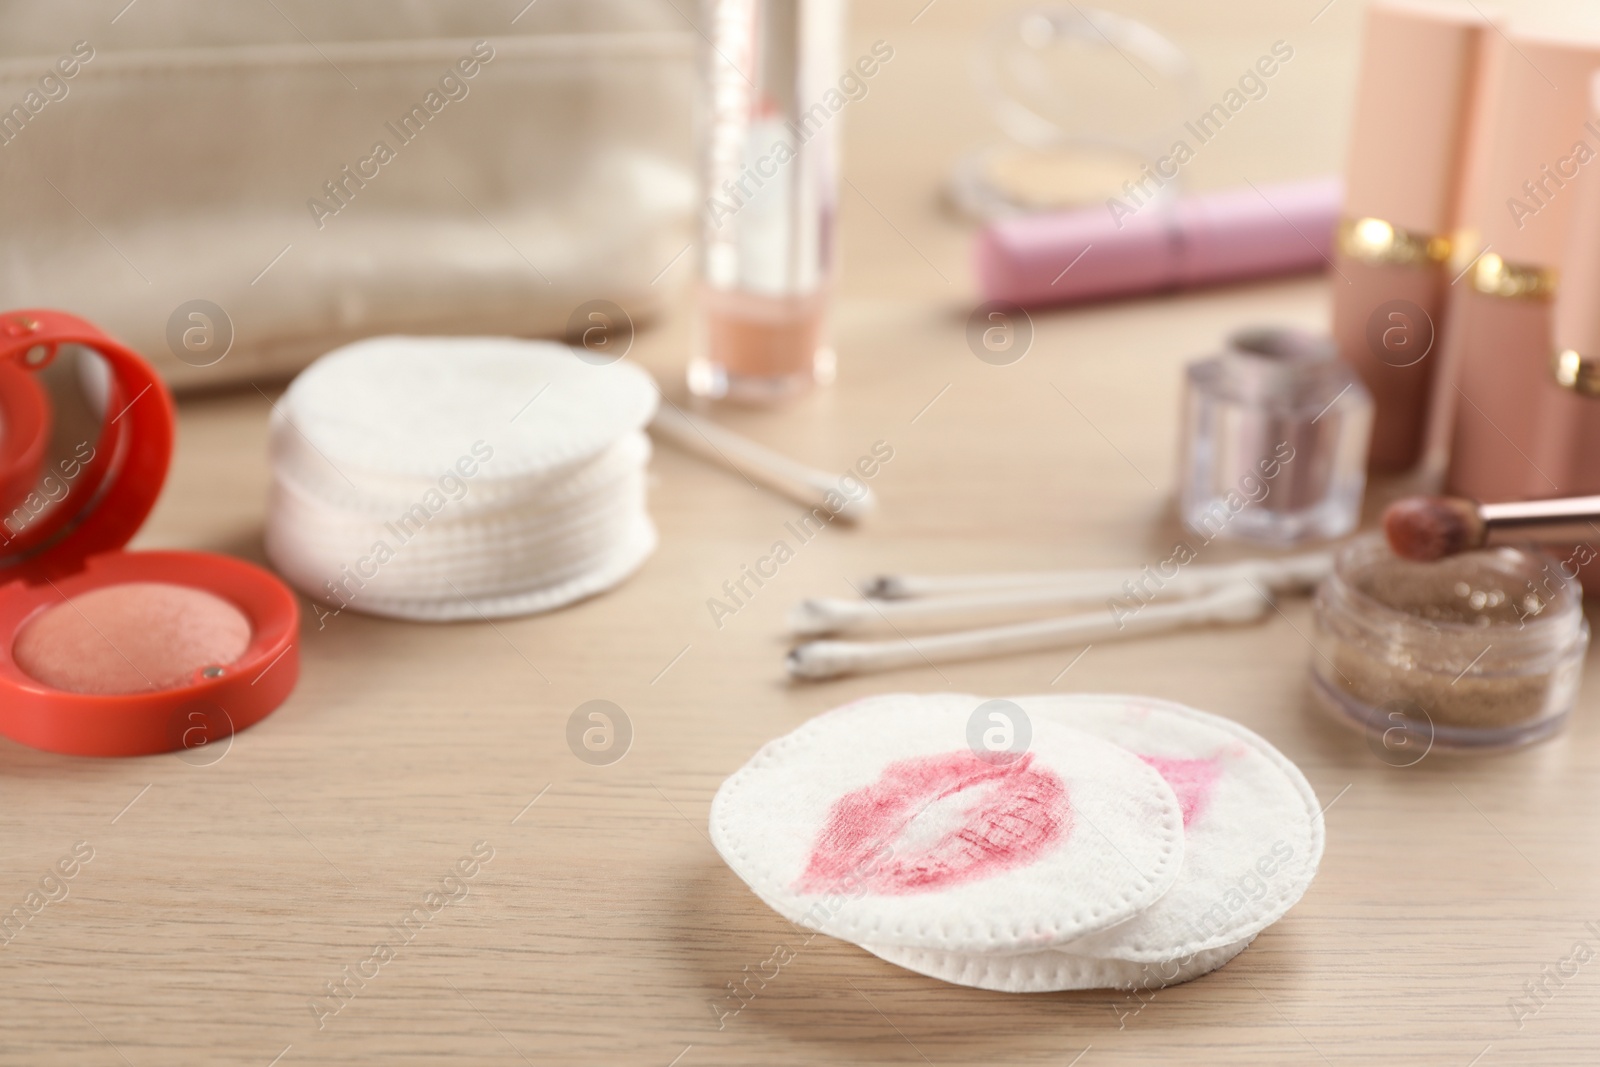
[1310, 535, 1589, 751]
[1178, 327, 1372, 545]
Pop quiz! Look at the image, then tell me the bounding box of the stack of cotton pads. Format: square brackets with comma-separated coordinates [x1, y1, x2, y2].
[710, 692, 1322, 993]
[265, 336, 659, 621]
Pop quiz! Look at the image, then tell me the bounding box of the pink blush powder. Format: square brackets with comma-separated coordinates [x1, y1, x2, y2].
[13, 582, 252, 695]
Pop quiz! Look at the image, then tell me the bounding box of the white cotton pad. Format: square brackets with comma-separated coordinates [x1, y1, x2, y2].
[273, 335, 658, 483]
[709, 693, 1185, 955]
[302, 516, 658, 622]
[265, 336, 659, 621]
[1013, 693, 1323, 963]
[861, 934, 1255, 994]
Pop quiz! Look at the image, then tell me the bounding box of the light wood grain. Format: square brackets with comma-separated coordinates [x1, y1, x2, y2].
[5, 1, 1600, 1064]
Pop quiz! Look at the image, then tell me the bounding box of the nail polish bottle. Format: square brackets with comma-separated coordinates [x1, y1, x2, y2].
[1330, 0, 1495, 473]
[1535, 72, 1600, 497]
[1443, 32, 1600, 501]
[688, 0, 843, 404]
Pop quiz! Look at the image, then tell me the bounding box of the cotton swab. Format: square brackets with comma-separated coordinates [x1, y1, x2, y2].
[861, 552, 1330, 600]
[786, 580, 1271, 681]
[797, 553, 1332, 637]
[649, 403, 876, 523]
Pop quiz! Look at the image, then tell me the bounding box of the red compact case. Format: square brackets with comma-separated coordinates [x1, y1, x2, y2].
[0, 310, 298, 757]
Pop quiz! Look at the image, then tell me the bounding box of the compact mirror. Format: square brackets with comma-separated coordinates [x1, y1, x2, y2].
[947, 5, 1202, 219]
[0, 343, 124, 568]
[0, 309, 299, 759]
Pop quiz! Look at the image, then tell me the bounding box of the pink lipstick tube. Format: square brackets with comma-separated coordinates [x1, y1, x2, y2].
[972, 175, 1341, 309]
[688, 0, 842, 404]
[1330, 0, 1494, 474]
[1442, 33, 1600, 503]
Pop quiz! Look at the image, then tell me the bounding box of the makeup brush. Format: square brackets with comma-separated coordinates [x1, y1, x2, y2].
[1383, 494, 1600, 561]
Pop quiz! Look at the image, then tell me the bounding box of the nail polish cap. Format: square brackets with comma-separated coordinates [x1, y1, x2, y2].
[1344, 0, 1496, 236]
[1457, 31, 1600, 265]
[1554, 72, 1600, 356]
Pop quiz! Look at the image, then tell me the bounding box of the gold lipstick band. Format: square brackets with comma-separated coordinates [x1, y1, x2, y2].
[1553, 348, 1600, 398]
[1465, 251, 1559, 301]
[1336, 216, 1451, 268]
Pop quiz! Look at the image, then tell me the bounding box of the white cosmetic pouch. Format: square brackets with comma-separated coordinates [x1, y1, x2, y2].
[0, 1, 694, 389]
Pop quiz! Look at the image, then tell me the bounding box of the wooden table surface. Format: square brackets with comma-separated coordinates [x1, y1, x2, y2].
[7, 1, 1600, 1064]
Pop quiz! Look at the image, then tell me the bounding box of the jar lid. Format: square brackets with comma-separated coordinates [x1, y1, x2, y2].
[1208, 326, 1354, 405]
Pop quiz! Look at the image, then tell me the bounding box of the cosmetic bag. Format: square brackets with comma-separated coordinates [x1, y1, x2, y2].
[0, 0, 694, 390]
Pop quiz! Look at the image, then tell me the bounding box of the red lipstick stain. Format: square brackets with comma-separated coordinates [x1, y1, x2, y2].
[1139, 755, 1221, 827]
[794, 751, 1071, 896]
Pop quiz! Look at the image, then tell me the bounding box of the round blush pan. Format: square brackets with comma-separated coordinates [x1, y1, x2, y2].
[13, 581, 252, 695]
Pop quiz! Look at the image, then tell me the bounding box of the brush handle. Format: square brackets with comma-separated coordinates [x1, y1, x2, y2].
[1481, 495, 1600, 546]
[786, 580, 1270, 680]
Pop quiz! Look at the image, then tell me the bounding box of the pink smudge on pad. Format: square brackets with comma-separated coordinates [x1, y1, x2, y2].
[795, 750, 1071, 896]
[1139, 754, 1221, 827]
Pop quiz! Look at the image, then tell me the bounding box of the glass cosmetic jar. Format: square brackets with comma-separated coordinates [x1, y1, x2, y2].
[1178, 327, 1372, 546]
[1310, 535, 1589, 751]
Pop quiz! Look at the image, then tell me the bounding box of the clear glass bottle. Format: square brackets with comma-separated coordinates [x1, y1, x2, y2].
[688, 0, 841, 403]
[1178, 327, 1372, 545]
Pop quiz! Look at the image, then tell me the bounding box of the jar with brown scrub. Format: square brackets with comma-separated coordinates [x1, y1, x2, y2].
[1310, 535, 1589, 750]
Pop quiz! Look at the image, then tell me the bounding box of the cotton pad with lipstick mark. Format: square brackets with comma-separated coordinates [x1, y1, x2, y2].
[853, 695, 1321, 993]
[862, 933, 1255, 995]
[709, 692, 1185, 955]
[1018, 693, 1324, 963]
